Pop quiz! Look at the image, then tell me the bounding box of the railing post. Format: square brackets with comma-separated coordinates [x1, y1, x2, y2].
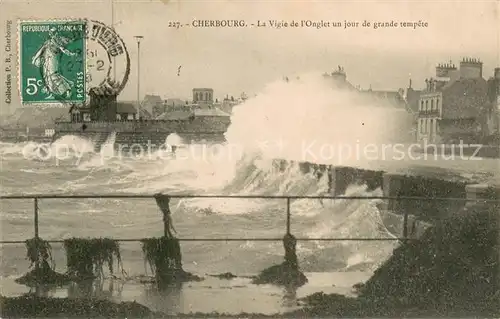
[34, 197, 39, 270]
[402, 209, 408, 239]
[34, 197, 39, 239]
[286, 197, 291, 235]
[154, 194, 174, 238]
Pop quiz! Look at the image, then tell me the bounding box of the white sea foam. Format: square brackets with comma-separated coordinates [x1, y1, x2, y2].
[0, 74, 427, 273]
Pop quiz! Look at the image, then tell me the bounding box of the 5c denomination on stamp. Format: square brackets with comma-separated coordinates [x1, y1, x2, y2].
[18, 19, 130, 105]
[19, 20, 86, 104]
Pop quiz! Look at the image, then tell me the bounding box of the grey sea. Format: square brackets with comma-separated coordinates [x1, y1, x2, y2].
[0, 135, 498, 314]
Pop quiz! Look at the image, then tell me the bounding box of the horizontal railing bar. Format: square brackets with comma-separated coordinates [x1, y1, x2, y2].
[0, 237, 409, 244]
[0, 194, 499, 202]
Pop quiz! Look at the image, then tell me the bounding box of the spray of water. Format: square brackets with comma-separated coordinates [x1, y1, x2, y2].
[225, 73, 414, 166]
[166, 133, 183, 146]
[0, 74, 414, 271]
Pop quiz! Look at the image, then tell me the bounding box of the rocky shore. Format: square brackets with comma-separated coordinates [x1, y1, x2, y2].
[290, 202, 500, 318]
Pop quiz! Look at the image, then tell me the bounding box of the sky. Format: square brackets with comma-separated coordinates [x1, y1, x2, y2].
[1, 0, 499, 114]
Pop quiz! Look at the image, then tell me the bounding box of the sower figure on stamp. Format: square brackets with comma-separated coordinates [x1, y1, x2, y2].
[31, 27, 76, 99]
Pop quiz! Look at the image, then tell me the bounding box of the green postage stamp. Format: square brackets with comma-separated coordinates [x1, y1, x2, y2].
[19, 20, 86, 104]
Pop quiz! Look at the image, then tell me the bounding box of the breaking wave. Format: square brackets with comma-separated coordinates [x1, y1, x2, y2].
[1, 74, 411, 272]
[0, 143, 399, 271]
[225, 73, 414, 166]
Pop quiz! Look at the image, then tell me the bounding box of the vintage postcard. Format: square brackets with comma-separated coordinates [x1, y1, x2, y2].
[0, 0, 499, 317]
[19, 20, 87, 104]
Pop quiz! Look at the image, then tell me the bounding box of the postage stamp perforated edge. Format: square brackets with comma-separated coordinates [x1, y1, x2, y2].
[16, 18, 132, 108]
[16, 18, 88, 107]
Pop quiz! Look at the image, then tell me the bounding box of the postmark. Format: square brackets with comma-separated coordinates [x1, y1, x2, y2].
[84, 20, 130, 98]
[19, 20, 87, 104]
[18, 19, 130, 105]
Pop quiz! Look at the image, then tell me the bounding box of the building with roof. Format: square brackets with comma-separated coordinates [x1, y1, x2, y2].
[115, 102, 137, 120]
[219, 98, 240, 114]
[155, 110, 193, 121]
[115, 100, 150, 119]
[141, 95, 163, 119]
[212, 94, 245, 114]
[193, 108, 230, 117]
[68, 88, 139, 123]
[149, 98, 189, 118]
[139, 108, 152, 119]
[154, 87, 230, 120]
[55, 86, 231, 147]
[322, 66, 409, 111]
[416, 58, 492, 144]
[68, 88, 116, 122]
[192, 88, 214, 106]
[485, 67, 500, 144]
[155, 108, 230, 120]
[322, 66, 358, 91]
[359, 88, 407, 109]
[404, 80, 422, 114]
[165, 98, 188, 108]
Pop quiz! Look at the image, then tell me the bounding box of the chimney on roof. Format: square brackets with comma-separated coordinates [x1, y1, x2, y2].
[459, 57, 483, 79]
[331, 65, 347, 82]
[436, 61, 457, 78]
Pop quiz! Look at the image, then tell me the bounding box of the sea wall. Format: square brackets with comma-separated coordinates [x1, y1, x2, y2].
[51, 132, 110, 152]
[329, 166, 384, 196]
[271, 159, 498, 229]
[271, 159, 385, 196]
[417, 145, 500, 158]
[0, 128, 53, 143]
[54, 118, 229, 134]
[0, 135, 53, 143]
[287, 160, 498, 243]
[382, 173, 468, 222]
[54, 119, 228, 149]
[465, 184, 500, 205]
[271, 159, 329, 177]
[52, 131, 226, 153]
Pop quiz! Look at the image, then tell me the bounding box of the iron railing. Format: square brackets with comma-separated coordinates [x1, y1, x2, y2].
[1, 194, 498, 246]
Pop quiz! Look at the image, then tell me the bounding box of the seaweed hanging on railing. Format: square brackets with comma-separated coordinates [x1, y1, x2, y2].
[63, 238, 125, 281]
[252, 233, 308, 288]
[140, 236, 202, 288]
[27, 237, 54, 269]
[141, 237, 178, 280]
[140, 194, 202, 288]
[15, 237, 71, 287]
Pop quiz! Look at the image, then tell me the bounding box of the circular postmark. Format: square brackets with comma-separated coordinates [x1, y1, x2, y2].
[26, 19, 130, 104]
[81, 20, 130, 98]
